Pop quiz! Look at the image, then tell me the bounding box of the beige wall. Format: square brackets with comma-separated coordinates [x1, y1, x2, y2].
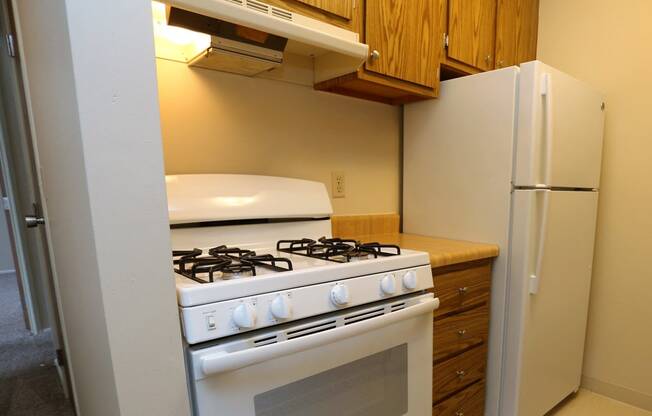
[538, 0, 652, 409]
[156, 59, 401, 215]
[0, 211, 14, 272]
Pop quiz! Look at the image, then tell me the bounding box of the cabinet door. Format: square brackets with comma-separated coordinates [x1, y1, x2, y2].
[365, 0, 438, 88]
[495, 0, 539, 68]
[295, 0, 353, 20]
[447, 0, 497, 71]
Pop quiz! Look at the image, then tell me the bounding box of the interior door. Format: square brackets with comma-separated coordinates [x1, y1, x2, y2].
[515, 61, 605, 188]
[505, 190, 599, 416]
[494, 0, 539, 68]
[0, 0, 71, 397]
[447, 0, 497, 71]
[365, 0, 438, 87]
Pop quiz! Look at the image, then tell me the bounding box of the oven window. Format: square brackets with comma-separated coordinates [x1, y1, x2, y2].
[254, 344, 408, 416]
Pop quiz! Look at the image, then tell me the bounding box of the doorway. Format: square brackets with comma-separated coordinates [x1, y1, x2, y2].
[0, 0, 73, 414]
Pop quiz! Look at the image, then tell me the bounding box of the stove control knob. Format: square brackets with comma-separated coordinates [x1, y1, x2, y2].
[232, 303, 257, 329]
[380, 274, 397, 295]
[330, 284, 350, 306]
[402, 270, 418, 290]
[270, 294, 292, 320]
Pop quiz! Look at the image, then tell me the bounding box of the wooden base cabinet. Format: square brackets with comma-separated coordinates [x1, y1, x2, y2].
[432, 259, 493, 415]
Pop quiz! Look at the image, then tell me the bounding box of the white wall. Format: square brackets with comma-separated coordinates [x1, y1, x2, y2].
[156, 59, 401, 215]
[13, 0, 190, 415]
[538, 0, 652, 410]
[0, 211, 14, 273]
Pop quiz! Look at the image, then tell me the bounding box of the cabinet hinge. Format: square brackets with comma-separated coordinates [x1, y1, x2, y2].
[5, 33, 15, 57]
[443, 33, 449, 49]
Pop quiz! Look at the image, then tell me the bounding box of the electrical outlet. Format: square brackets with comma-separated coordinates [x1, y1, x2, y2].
[331, 171, 345, 198]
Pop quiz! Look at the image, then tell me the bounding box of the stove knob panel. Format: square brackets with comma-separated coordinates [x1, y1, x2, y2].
[380, 274, 397, 295]
[402, 270, 418, 290]
[232, 303, 257, 329]
[270, 294, 292, 320]
[330, 284, 350, 306]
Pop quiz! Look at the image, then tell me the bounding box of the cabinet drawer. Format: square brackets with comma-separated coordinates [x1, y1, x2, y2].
[433, 262, 491, 318]
[433, 380, 485, 416]
[434, 304, 489, 362]
[433, 346, 487, 403]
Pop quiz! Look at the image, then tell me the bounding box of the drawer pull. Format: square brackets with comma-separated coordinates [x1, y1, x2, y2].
[458, 287, 468, 295]
[456, 370, 466, 378]
[457, 329, 467, 337]
[455, 412, 465, 416]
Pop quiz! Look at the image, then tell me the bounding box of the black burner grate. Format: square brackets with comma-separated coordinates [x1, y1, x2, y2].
[277, 237, 401, 263]
[173, 246, 292, 284]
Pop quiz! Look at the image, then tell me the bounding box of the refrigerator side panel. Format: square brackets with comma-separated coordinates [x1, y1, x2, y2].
[502, 190, 599, 416]
[515, 61, 605, 188]
[403, 67, 519, 416]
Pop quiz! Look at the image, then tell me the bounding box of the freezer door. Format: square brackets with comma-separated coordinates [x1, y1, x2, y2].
[514, 61, 605, 188]
[501, 190, 598, 416]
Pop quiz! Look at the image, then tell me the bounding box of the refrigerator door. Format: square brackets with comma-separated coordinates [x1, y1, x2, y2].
[501, 189, 598, 416]
[514, 61, 605, 188]
[404, 67, 518, 416]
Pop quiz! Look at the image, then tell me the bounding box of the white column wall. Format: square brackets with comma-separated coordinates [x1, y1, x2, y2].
[12, 0, 190, 414]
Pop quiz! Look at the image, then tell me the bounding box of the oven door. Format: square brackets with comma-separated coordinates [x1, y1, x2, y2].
[187, 293, 438, 416]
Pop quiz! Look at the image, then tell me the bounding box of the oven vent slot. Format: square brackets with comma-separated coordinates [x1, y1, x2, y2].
[344, 306, 386, 325]
[391, 302, 407, 311]
[246, 0, 269, 14]
[226, 0, 244, 5]
[253, 334, 278, 347]
[271, 7, 293, 21]
[286, 320, 337, 340]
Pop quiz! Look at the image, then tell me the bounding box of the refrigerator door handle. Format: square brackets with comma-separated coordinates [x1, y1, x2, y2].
[529, 189, 550, 294]
[538, 72, 554, 187]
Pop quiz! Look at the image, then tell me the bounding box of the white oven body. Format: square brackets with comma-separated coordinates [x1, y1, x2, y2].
[187, 293, 437, 416]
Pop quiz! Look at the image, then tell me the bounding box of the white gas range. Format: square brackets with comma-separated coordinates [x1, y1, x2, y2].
[166, 174, 438, 416]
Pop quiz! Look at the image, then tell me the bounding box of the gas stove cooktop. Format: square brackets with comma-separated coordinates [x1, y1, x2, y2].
[173, 237, 403, 284]
[173, 237, 430, 307]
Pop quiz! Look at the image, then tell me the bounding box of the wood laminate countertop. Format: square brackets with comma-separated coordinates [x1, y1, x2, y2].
[356, 233, 499, 268]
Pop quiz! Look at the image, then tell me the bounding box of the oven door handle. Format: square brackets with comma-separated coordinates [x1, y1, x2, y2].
[199, 296, 439, 377]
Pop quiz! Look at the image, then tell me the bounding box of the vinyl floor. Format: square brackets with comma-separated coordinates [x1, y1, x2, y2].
[549, 389, 652, 416]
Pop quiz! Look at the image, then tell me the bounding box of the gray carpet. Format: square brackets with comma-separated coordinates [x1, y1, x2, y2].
[0, 274, 75, 415]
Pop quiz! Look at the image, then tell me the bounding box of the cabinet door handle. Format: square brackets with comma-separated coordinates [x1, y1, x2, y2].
[485, 55, 492, 64]
[458, 287, 468, 296]
[455, 412, 465, 416]
[456, 370, 466, 378]
[457, 329, 467, 337]
[370, 50, 380, 61]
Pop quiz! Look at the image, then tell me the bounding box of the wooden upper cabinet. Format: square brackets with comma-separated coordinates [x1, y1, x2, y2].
[365, 0, 438, 88]
[294, 0, 353, 20]
[495, 0, 539, 68]
[446, 0, 497, 72]
[263, 0, 356, 30]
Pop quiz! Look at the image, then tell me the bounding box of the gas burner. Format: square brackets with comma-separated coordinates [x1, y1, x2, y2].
[173, 246, 293, 284]
[276, 237, 401, 263]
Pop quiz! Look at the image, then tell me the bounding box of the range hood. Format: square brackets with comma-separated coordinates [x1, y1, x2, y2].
[163, 0, 369, 82]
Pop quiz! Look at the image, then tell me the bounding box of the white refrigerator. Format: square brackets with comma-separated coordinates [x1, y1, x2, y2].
[403, 61, 605, 416]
